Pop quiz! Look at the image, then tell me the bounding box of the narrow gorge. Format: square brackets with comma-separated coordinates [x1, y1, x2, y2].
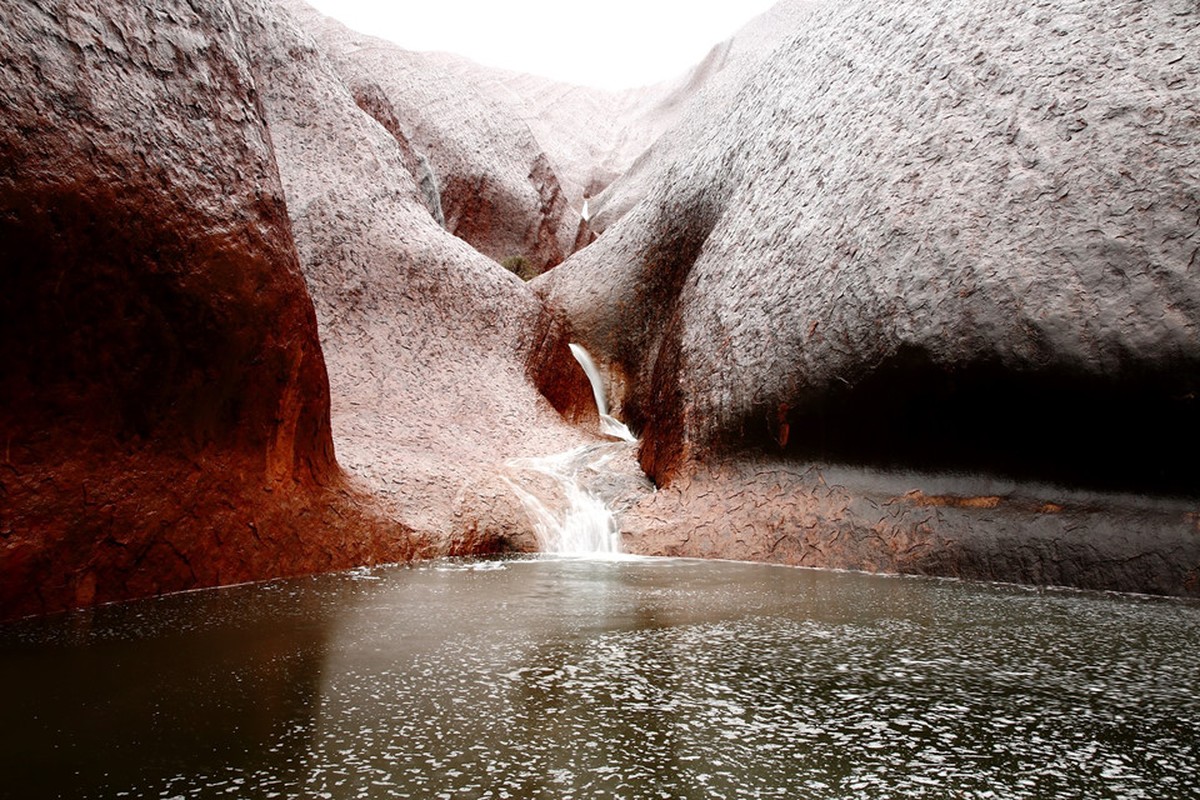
[2, 0, 1198, 612]
[3, 1, 1200, 797]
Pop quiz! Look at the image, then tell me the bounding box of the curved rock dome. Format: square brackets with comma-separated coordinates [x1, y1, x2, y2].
[539, 0, 1200, 493]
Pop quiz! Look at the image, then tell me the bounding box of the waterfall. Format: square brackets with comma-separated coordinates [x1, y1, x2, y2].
[568, 343, 636, 442]
[414, 151, 445, 227]
[504, 343, 642, 556]
[503, 445, 625, 556]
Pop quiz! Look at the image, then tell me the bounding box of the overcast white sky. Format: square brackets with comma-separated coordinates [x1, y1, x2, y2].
[304, 0, 780, 90]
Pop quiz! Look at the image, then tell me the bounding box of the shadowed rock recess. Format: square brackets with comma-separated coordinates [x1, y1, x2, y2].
[0, 0, 443, 620]
[537, 0, 1200, 592]
[1, 0, 1197, 618]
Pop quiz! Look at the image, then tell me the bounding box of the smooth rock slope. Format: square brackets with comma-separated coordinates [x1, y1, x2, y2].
[541, 0, 1200, 488]
[537, 0, 1200, 592]
[585, 0, 821, 233]
[287, 3, 580, 275]
[242, 0, 594, 540]
[0, 0, 426, 618]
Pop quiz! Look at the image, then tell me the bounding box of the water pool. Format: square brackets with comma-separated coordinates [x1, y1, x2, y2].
[2, 557, 1197, 799]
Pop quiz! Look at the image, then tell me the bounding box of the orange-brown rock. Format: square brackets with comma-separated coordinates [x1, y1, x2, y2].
[0, 0, 484, 620]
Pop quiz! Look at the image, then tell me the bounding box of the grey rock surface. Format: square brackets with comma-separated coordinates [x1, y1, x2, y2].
[623, 460, 1200, 596]
[284, 2, 580, 274]
[240, 0, 593, 539]
[539, 0, 1200, 492]
[587, 0, 822, 233]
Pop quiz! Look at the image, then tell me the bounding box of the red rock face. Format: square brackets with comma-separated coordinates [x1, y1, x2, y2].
[0, 0, 453, 619]
[0, 0, 327, 469]
[8, 0, 1195, 615]
[0, 0, 602, 620]
[0, 451, 451, 619]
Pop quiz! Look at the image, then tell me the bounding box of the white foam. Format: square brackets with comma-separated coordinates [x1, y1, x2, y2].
[502, 344, 640, 555]
[504, 446, 622, 556]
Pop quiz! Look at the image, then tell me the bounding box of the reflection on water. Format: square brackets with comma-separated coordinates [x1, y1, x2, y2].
[2, 558, 1198, 799]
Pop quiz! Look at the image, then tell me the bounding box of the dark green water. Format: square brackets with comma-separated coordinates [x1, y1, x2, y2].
[1, 557, 1198, 799]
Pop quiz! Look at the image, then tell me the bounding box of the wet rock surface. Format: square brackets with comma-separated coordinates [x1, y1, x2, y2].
[537, 0, 1200, 590]
[287, 2, 579, 275]
[3, 0, 1198, 614]
[625, 461, 1200, 596]
[0, 0, 430, 618]
[539, 0, 1200, 489]
[242, 0, 593, 539]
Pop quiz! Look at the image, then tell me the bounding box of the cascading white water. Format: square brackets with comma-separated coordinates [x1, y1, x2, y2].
[568, 343, 636, 442]
[503, 445, 624, 556]
[504, 343, 638, 556]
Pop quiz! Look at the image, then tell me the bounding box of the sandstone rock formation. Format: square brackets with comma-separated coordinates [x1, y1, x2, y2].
[585, 0, 821, 233]
[537, 0, 1200, 592]
[623, 460, 1200, 596]
[420, 2, 823, 238]
[540, 0, 1200, 486]
[239, 0, 789, 281]
[4, 0, 1198, 616]
[286, 3, 580, 275]
[422, 55, 688, 225]
[0, 0, 434, 619]
[0, 0, 614, 620]
[242, 0, 593, 542]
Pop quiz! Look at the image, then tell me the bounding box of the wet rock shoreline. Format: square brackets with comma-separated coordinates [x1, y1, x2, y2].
[2, 0, 1197, 617]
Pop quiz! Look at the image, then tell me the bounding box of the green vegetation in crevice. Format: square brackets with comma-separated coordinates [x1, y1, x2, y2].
[501, 255, 539, 281]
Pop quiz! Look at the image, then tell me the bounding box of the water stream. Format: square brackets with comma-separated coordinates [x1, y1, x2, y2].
[503, 444, 627, 556]
[503, 343, 642, 555]
[568, 343, 636, 443]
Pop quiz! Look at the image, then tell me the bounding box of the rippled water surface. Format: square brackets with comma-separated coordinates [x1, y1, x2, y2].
[2, 557, 1199, 799]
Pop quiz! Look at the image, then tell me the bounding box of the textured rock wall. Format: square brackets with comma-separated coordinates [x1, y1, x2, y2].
[586, 0, 821, 233]
[7, 0, 1195, 612]
[422, 54, 691, 227]
[624, 460, 1200, 596]
[0, 0, 431, 619]
[539, 0, 1200, 490]
[0, 0, 329, 471]
[241, 0, 593, 539]
[286, 3, 579, 275]
[534, 0, 1200, 593]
